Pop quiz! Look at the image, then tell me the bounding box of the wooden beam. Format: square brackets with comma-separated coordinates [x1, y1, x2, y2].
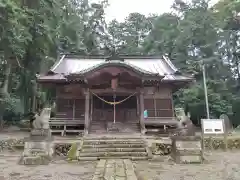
[91, 87, 137, 94]
[84, 89, 90, 135]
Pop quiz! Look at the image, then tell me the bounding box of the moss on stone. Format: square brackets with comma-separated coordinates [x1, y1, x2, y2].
[67, 142, 78, 160]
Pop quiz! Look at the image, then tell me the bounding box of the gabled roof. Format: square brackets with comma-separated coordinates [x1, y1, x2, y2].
[38, 55, 193, 82]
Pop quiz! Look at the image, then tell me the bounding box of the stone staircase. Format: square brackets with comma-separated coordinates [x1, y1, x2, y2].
[89, 121, 106, 134]
[124, 121, 140, 133]
[78, 135, 151, 161]
[89, 121, 141, 134]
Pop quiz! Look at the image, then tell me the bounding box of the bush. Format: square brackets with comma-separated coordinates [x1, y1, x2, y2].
[0, 95, 24, 124]
[204, 137, 240, 150]
[151, 137, 240, 156]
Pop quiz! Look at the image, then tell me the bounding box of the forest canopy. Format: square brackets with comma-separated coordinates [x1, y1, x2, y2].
[0, 0, 240, 126]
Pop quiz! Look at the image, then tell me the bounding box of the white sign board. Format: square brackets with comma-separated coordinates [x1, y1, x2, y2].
[201, 119, 225, 135]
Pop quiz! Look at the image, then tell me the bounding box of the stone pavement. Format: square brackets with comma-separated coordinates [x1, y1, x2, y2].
[92, 159, 137, 180]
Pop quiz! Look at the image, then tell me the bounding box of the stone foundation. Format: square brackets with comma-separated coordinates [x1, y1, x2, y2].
[171, 136, 203, 164]
[146, 138, 172, 155]
[19, 129, 54, 165]
[19, 154, 52, 165]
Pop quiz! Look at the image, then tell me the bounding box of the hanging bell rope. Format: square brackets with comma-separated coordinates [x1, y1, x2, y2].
[90, 91, 137, 105]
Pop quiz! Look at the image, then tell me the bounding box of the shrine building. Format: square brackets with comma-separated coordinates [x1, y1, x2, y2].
[37, 55, 193, 135]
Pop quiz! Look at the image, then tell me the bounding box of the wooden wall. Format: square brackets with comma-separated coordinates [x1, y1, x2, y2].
[55, 85, 85, 120]
[143, 86, 173, 117]
[54, 84, 174, 120]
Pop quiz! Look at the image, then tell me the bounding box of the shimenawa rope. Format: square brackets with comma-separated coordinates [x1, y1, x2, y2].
[90, 91, 137, 105]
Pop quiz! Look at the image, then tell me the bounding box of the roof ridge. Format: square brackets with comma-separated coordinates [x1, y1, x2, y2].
[68, 60, 159, 76]
[162, 55, 178, 72]
[63, 54, 165, 60]
[50, 55, 66, 72]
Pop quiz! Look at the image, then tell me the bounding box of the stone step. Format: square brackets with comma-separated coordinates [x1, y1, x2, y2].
[79, 151, 148, 157]
[84, 137, 143, 140]
[19, 155, 50, 165]
[78, 157, 98, 161]
[84, 135, 142, 139]
[83, 140, 144, 145]
[84, 138, 144, 141]
[90, 128, 105, 131]
[83, 143, 145, 148]
[81, 147, 146, 153]
[90, 126, 105, 129]
[89, 126, 104, 128]
[125, 127, 140, 129]
[125, 123, 139, 126]
[126, 126, 140, 130]
[103, 156, 148, 160]
[78, 156, 148, 161]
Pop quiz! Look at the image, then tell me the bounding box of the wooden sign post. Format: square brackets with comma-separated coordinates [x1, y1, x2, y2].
[201, 119, 227, 151]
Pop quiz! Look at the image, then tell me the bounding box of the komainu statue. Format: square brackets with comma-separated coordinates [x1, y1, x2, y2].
[176, 112, 196, 136]
[32, 108, 51, 130]
[175, 108, 185, 121]
[220, 114, 233, 133]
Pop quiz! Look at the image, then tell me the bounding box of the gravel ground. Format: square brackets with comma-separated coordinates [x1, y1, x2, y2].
[0, 153, 96, 180]
[134, 151, 240, 180]
[0, 151, 240, 180]
[1, 131, 240, 180]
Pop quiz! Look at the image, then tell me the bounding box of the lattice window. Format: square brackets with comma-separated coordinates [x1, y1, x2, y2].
[144, 98, 155, 117]
[155, 99, 172, 109]
[74, 99, 85, 118]
[144, 97, 173, 117]
[144, 99, 154, 109]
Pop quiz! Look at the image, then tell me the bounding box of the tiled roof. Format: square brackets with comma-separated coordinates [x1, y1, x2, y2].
[38, 55, 193, 82]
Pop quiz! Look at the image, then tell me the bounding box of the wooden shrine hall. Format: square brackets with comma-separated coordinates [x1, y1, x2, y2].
[37, 55, 193, 135]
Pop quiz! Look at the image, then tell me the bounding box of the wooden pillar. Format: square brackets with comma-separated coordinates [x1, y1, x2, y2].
[153, 94, 157, 117]
[90, 94, 93, 122]
[136, 95, 140, 116]
[73, 99, 75, 120]
[171, 90, 175, 117]
[139, 91, 146, 134]
[84, 89, 90, 135]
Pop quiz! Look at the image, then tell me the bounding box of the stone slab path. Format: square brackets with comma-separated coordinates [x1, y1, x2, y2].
[92, 159, 137, 180]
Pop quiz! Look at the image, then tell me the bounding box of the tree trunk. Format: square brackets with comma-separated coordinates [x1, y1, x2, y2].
[0, 62, 11, 94]
[0, 62, 11, 129]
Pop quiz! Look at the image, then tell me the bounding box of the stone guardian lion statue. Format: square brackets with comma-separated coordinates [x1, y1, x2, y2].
[32, 108, 51, 130]
[176, 112, 196, 136]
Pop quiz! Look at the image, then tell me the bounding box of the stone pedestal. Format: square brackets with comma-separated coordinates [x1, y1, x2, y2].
[171, 136, 203, 164]
[19, 129, 54, 165]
